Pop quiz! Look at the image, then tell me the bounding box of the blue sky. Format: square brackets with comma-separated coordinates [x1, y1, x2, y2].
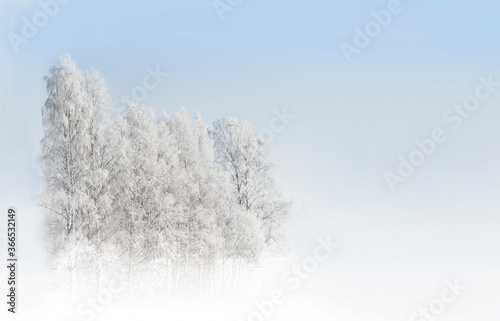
[2, 0, 499, 206]
[2, 0, 500, 319]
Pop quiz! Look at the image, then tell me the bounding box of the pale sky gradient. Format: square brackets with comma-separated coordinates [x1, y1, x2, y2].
[1, 0, 500, 320]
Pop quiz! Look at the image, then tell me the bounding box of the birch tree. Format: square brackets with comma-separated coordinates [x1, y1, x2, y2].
[40, 54, 98, 291]
[170, 109, 223, 277]
[212, 117, 291, 254]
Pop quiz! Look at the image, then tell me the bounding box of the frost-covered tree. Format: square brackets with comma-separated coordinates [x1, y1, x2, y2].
[212, 117, 291, 253]
[169, 109, 223, 269]
[112, 103, 165, 296]
[40, 54, 111, 291]
[41, 54, 88, 242]
[79, 69, 119, 287]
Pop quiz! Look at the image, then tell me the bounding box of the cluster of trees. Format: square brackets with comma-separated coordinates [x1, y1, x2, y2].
[40, 55, 290, 300]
